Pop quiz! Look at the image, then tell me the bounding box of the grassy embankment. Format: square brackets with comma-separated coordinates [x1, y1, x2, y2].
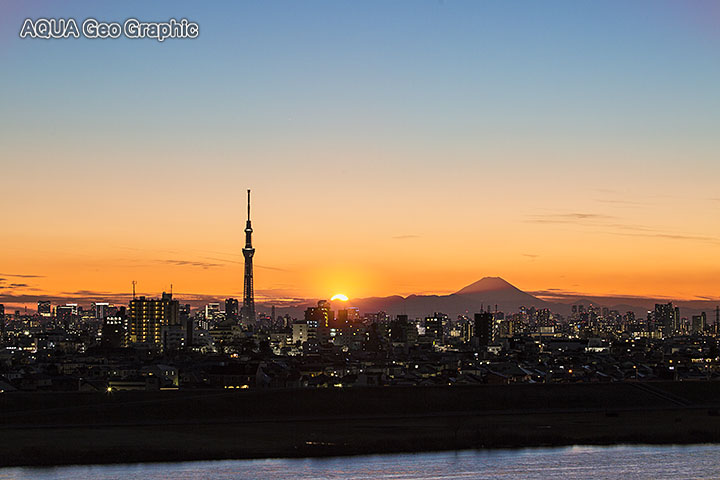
[2, 381, 720, 467]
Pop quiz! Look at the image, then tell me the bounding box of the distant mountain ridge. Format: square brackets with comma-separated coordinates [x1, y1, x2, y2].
[275, 277, 550, 319]
[270, 277, 720, 320]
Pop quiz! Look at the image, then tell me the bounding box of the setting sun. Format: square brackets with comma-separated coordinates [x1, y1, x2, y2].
[330, 294, 349, 302]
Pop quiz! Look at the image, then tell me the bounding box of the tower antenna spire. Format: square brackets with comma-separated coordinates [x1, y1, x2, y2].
[242, 188, 256, 323]
[132, 280, 136, 300]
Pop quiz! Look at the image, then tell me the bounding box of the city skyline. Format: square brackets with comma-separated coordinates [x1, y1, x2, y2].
[2, 1, 720, 306]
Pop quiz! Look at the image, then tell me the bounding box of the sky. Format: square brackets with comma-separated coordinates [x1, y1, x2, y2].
[1, 1, 720, 309]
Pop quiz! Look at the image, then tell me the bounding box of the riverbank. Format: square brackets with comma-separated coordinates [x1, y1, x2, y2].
[2, 381, 720, 467]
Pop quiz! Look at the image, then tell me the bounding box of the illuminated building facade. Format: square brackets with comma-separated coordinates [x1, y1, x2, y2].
[128, 292, 179, 345]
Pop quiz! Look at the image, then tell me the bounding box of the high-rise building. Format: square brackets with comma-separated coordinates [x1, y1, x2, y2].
[0, 304, 4, 335]
[56, 305, 74, 327]
[241, 189, 256, 323]
[461, 319, 474, 343]
[424, 313, 444, 340]
[225, 298, 239, 322]
[389, 314, 418, 345]
[654, 303, 678, 334]
[101, 315, 127, 348]
[292, 320, 317, 345]
[179, 303, 193, 346]
[205, 303, 221, 321]
[37, 300, 51, 317]
[94, 302, 110, 321]
[305, 300, 333, 343]
[474, 311, 494, 346]
[336, 309, 349, 329]
[128, 292, 179, 345]
[305, 301, 332, 326]
[691, 313, 707, 335]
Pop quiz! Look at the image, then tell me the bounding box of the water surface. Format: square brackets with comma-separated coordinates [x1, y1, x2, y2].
[2, 445, 719, 480]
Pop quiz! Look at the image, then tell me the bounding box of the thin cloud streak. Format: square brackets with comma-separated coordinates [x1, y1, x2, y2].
[595, 199, 648, 207]
[525, 213, 616, 224]
[0, 272, 45, 278]
[526, 212, 719, 245]
[203, 256, 291, 272]
[160, 259, 223, 269]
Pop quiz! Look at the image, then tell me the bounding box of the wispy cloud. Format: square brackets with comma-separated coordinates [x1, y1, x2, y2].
[525, 213, 615, 224]
[604, 223, 720, 244]
[610, 231, 719, 243]
[530, 288, 587, 298]
[526, 211, 719, 245]
[0, 273, 45, 278]
[255, 288, 309, 305]
[595, 199, 647, 207]
[160, 259, 223, 269]
[256, 264, 291, 272]
[392, 234, 421, 240]
[202, 255, 291, 272]
[0, 278, 37, 291]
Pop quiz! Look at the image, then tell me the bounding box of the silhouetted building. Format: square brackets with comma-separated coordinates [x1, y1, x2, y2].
[161, 324, 187, 351]
[305, 300, 333, 327]
[424, 313, 443, 341]
[56, 305, 74, 327]
[225, 298, 239, 322]
[37, 300, 51, 317]
[179, 303, 193, 345]
[691, 313, 707, 334]
[306, 300, 333, 343]
[654, 303, 679, 334]
[336, 309, 349, 329]
[101, 315, 126, 348]
[390, 314, 418, 345]
[475, 311, 493, 346]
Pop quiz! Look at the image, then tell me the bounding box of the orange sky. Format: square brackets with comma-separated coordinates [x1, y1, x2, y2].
[1, 182, 719, 308]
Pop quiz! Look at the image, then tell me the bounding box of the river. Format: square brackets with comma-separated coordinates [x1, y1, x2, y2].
[1, 445, 719, 479]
